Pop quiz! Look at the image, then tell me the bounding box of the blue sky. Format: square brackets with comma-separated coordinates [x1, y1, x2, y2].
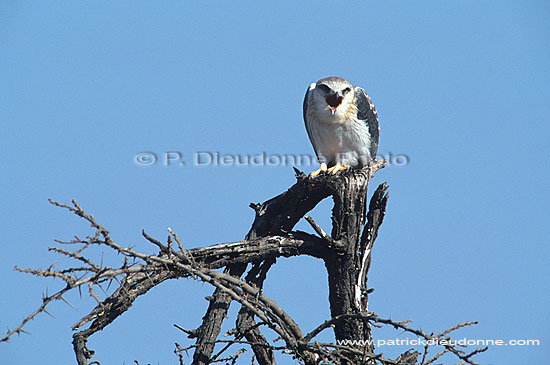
[1, 1, 548, 363]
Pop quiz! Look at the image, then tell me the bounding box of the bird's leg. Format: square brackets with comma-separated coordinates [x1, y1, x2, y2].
[327, 162, 350, 175]
[310, 163, 328, 177]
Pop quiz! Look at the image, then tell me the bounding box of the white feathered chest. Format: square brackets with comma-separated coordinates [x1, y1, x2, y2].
[306, 109, 372, 167]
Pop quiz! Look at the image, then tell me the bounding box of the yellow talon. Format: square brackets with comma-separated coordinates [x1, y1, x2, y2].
[310, 163, 328, 177]
[327, 163, 350, 175]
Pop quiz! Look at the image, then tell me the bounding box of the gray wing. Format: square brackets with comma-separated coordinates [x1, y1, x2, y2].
[303, 84, 320, 158]
[354, 86, 380, 160]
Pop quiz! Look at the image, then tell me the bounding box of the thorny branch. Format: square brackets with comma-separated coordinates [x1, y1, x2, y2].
[2, 161, 486, 364]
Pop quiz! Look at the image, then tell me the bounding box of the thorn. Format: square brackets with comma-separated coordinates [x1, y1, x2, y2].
[173, 324, 197, 338]
[47, 261, 58, 272]
[60, 295, 77, 310]
[43, 309, 55, 319]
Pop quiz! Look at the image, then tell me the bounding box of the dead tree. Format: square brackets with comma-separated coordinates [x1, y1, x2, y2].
[2, 161, 486, 364]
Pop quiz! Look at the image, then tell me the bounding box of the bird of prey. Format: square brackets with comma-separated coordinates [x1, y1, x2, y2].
[303, 76, 379, 176]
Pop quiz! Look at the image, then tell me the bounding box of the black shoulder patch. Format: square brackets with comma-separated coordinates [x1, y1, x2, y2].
[303, 85, 319, 157]
[354, 87, 380, 160]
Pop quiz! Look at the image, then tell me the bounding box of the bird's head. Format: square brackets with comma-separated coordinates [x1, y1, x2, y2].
[312, 77, 355, 116]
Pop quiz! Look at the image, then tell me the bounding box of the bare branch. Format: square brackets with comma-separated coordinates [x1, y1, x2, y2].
[5, 164, 485, 365]
[304, 215, 332, 243]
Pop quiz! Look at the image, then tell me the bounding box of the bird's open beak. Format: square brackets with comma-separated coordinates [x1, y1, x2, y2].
[325, 93, 343, 114]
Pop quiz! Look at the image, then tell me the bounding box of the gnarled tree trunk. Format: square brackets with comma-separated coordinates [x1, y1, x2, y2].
[192, 161, 387, 364]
